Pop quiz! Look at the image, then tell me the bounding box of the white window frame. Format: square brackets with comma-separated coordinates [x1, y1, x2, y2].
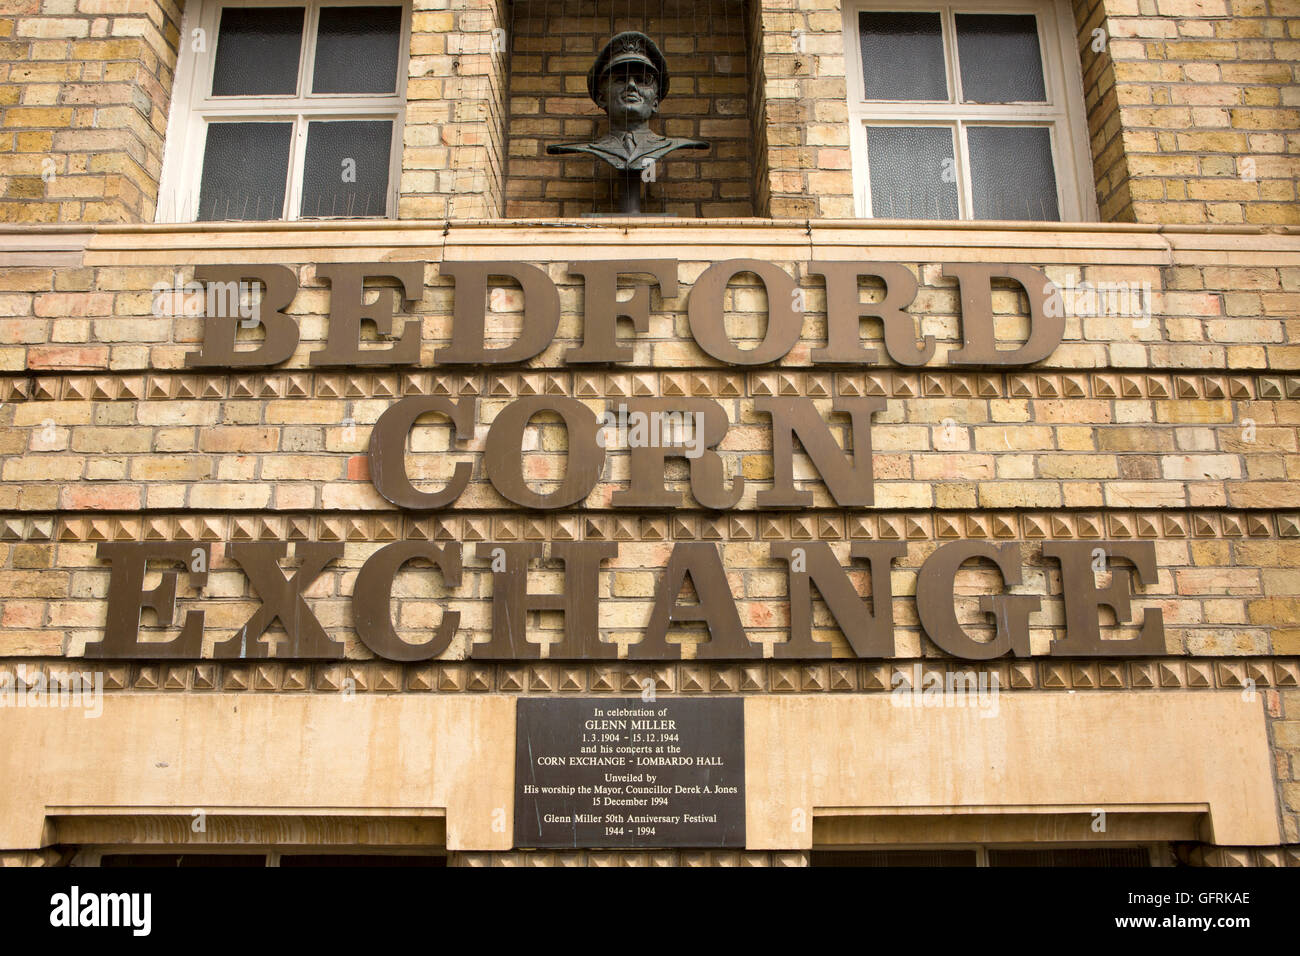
[157, 0, 410, 223]
[842, 0, 1096, 222]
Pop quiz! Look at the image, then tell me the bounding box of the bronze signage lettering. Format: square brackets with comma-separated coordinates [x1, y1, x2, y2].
[353, 541, 463, 661]
[565, 259, 678, 363]
[211, 541, 344, 659]
[756, 396, 885, 508]
[808, 261, 933, 366]
[633, 543, 751, 659]
[944, 263, 1064, 366]
[686, 259, 803, 365]
[1044, 541, 1167, 656]
[77, 258, 1180, 666]
[473, 542, 617, 659]
[770, 541, 905, 658]
[608, 398, 740, 510]
[434, 261, 561, 365]
[183, 258, 1063, 371]
[308, 261, 424, 366]
[483, 397, 606, 509]
[93, 537, 1169, 662]
[87, 542, 210, 658]
[916, 540, 1041, 660]
[368, 396, 477, 510]
[184, 264, 300, 368]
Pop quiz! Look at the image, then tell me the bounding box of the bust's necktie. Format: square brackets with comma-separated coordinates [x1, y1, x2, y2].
[623, 132, 636, 155]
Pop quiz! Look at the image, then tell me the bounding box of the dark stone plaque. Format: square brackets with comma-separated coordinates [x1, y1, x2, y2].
[514, 697, 745, 848]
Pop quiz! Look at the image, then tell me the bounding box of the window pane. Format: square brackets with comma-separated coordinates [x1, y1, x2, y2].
[987, 847, 1150, 867]
[211, 6, 305, 96]
[312, 6, 403, 94]
[968, 126, 1059, 221]
[197, 122, 293, 221]
[101, 854, 267, 866]
[955, 14, 1046, 103]
[858, 11, 947, 101]
[300, 120, 393, 218]
[866, 126, 959, 219]
[811, 850, 978, 867]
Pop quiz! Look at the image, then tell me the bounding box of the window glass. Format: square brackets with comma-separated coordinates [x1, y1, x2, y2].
[312, 6, 404, 94]
[300, 119, 394, 218]
[955, 13, 1046, 103]
[987, 847, 1150, 867]
[866, 125, 959, 219]
[197, 121, 293, 221]
[858, 11, 947, 101]
[210, 6, 305, 96]
[812, 849, 979, 866]
[846, 1, 1084, 221]
[967, 125, 1058, 220]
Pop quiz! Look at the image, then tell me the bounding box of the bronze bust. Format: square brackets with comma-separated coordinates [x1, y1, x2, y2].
[548, 31, 708, 214]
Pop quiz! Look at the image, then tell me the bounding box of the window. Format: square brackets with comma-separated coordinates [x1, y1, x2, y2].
[87, 850, 447, 866]
[811, 845, 1160, 866]
[158, 0, 409, 222]
[842, 0, 1094, 221]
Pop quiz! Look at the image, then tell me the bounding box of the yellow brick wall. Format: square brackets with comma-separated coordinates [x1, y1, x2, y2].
[1, 0, 1296, 224]
[399, 0, 510, 219]
[0, 220, 1299, 848]
[0, 0, 180, 224]
[1087, 0, 1299, 224]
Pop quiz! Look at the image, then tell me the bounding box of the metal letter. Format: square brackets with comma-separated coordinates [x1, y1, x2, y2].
[565, 260, 678, 363]
[687, 259, 802, 365]
[771, 541, 903, 658]
[434, 261, 560, 365]
[808, 261, 933, 365]
[1043, 541, 1166, 656]
[609, 398, 740, 510]
[916, 540, 1040, 659]
[484, 396, 604, 509]
[184, 265, 299, 368]
[944, 264, 1064, 366]
[212, 541, 344, 658]
[368, 396, 476, 510]
[472, 542, 618, 659]
[354, 541, 462, 661]
[87, 543, 209, 658]
[308, 261, 424, 366]
[632, 543, 754, 659]
[756, 395, 884, 507]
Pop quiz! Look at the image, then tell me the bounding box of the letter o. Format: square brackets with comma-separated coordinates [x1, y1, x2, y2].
[687, 259, 802, 365]
[484, 396, 605, 509]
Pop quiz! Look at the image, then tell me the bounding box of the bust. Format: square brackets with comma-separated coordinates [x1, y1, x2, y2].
[548, 31, 709, 212]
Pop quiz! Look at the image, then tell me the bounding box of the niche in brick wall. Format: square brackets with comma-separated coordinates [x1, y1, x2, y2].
[503, 0, 753, 217]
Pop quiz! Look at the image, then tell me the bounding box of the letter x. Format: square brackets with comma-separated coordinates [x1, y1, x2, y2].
[213, 541, 344, 659]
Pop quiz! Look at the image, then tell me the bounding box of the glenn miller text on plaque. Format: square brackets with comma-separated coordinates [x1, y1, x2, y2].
[514, 698, 745, 848]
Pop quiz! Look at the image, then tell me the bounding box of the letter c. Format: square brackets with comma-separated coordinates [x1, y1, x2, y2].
[368, 396, 476, 509]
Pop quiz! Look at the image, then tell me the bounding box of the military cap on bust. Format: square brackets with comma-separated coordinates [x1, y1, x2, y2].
[587, 31, 669, 103]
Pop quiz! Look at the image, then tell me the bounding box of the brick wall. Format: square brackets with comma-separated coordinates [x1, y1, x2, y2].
[0, 0, 181, 224]
[750, 0, 855, 218]
[1, 219, 1298, 852]
[502, 0, 752, 217]
[1086, 0, 1299, 225]
[1076, 0, 1134, 221]
[1, 0, 1296, 225]
[400, 0, 511, 219]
